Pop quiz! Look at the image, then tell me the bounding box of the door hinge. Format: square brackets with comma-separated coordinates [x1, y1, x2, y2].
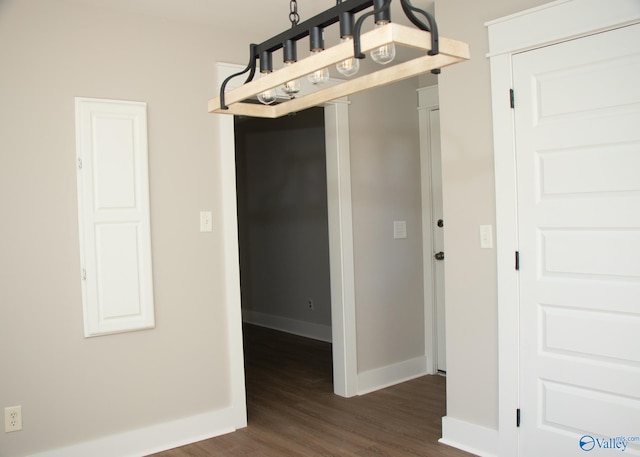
[516, 408, 521, 427]
[78, 158, 83, 170]
[82, 268, 87, 280]
[510, 89, 515, 109]
[515, 251, 520, 270]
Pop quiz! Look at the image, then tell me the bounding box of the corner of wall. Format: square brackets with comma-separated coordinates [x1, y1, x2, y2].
[357, 356, 428, 395]
[440, 416, 499, 457]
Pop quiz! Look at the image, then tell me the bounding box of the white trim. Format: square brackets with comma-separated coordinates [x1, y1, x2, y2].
[487, 1, 640, 456]
[485, 0, 640, 57]
[357, 356, 428, 395]
[489, 52, 520, 457]
[216, 77, 248, 431]
[242, 310, 332, 343]
[440, 417, 499, 457]
[215, 63, 358, 399]
[324, 98, 359, 398]
[27, 407, 240, 457]
[417, 85, 439, 375]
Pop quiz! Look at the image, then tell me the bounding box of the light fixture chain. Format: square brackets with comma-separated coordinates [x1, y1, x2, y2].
[289, 0, 300, 27]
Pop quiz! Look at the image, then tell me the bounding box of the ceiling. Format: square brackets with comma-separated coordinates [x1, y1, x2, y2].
[69, 0, 436, 41]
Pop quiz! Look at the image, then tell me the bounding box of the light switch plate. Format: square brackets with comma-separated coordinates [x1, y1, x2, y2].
[200, 211, 213, 232]
[480, 224, 493, 249]
[394, 220, 407, 239]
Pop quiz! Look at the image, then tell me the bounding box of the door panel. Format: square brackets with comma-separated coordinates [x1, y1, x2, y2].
[75, 98, 155, 337]
[514, 24, 640, 456]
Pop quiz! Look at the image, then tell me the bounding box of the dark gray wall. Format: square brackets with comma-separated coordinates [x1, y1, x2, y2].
[235, 108, 332, 330]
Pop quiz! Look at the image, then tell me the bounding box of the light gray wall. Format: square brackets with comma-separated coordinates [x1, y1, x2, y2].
[235, 109, 332, 329]
[0, 1, 244, 455]
[349, 79, 425, 373]
[435, 0, 553, 429]
[0, 0, 453, 454]
[0, 2, 427, 455]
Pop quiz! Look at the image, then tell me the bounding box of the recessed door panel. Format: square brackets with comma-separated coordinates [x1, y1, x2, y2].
[76, 98, 155, 337]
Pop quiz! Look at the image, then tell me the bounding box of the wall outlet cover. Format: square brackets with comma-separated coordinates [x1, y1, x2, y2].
[5, 405, 22, 432]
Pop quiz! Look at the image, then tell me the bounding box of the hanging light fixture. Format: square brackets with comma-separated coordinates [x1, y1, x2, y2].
[281, 38, 301, 97]
[308, 26, 330, 84]
[210, 0, 470, 119]
[369, 0, 396, 65]
[256, 51, 278, 105]
[280, 2, 301, 98]
[335, 10, 359, 77]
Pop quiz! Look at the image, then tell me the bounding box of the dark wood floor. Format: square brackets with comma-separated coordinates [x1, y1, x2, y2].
[149, 325, 475, 457]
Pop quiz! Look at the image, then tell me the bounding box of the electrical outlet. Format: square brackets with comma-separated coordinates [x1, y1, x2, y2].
[307, 299, 314, 311]
[5, 406, 22, 432]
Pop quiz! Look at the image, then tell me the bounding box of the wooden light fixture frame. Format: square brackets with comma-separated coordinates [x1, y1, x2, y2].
[208, 0, 469, 119]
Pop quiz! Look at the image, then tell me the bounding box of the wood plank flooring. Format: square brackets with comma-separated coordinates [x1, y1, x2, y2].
[149, 325, 475, 457]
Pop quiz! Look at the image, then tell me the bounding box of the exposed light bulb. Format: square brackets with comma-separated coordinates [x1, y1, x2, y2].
[307, 51, 330, 85]
[336, 37, 359, 77]
[281, 61, 301, 97]
[307, 27, 330, 85]
[257, 71, 277, 105]
[257, 51, 277, 105]
[370, 22, 396, 65]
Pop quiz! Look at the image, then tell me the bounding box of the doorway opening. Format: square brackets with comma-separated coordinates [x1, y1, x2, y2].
[216, 61, 356, 403]
[234, 107, 334, 378]
[218, 63, 448, 417]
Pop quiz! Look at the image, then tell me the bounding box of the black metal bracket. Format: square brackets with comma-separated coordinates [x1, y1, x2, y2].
[353, 0, 392, 59]
[399, 0, 440, 74]
[400, 0, 438, 53]
[353, 0, 439, 64]
[219, 43, 258, 110]
[218, 0, 442, 108]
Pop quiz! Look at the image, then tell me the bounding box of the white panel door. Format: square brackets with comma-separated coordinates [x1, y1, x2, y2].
[76, 98, 155, 337]
[514, 24, 640, 456]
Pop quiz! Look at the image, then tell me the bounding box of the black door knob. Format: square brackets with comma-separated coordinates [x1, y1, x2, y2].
[437, 219, 444, 228]
[434, 252, 444, 260]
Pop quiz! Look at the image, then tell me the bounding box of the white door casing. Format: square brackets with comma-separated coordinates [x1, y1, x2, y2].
[430, 109, 446, 373]
[488, 1, 640, 456]
[215, 63, 357, 401]
[418, 86, 446, 374]
[514, 23, 640, 456]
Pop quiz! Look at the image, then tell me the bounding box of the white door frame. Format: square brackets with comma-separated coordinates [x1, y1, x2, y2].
[417, 85, 439, 375]
[324, 96, 358, 397]
[487, 1, 640, 455]
[215, 63, 358, 405]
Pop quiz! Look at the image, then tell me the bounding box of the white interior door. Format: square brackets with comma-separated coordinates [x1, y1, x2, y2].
[418, 87, 446, 375]
[429, 108, 446, 374]
[514, 23, 640, 456]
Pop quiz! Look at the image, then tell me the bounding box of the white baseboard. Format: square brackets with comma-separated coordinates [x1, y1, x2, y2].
[357, 356, 428, 395]
[242, 309, 332, 343]
[440, 416, 499, 457]
[28, 406, 245, 457]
